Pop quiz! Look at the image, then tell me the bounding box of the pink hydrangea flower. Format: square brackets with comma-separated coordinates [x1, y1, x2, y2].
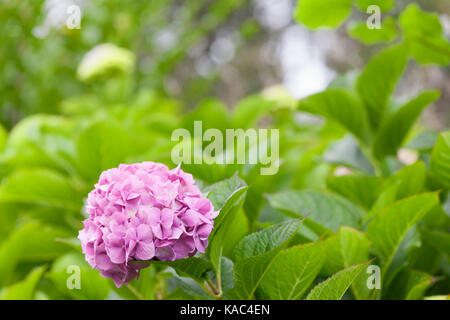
[78, 162, 218, 287]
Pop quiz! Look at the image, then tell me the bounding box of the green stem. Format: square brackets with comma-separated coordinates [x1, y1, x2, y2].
[200, 281, 221, 299]
[127, 284, 144, 300]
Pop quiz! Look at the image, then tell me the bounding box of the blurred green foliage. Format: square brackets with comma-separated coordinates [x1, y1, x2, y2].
[0, 0, 449, 300]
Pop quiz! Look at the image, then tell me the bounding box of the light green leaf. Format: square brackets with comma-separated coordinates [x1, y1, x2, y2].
[260, 242, 325, 300]
[0, 124, 6, 152]
[298, 89, 371, 143]
[231, 95, 277, 129]
[326, 174, 382, 209]
[321, 227, 371, 299]
[373, 90, 440, 159]
[383, 161, 426, 200]
[204, 173, 248, 233]
[0, 168, 81, 211]
[430, 131, 450, 189]
[0, 222, 73, 287]
[205, 174, 248, 283]
[400, 4, 450, 66]
[48, 253, 111, 300]
[183, 98, 230, 133]
[267, 190, 364, 232]
[355, 0, 394, 12]
[405, 271, 435, 300]
[348, 17, 398, 45]
[228, 219, 302, 299]
[424, 295, 450, 300]
[366, 193, 439, 273]
[76, 120, 132, 181]
[321, 227, 370, 275]
[2, 115, 76, 173]
[306, 260, 371, 300]
[363, 182, 399, 225]
[1, 266, 45, 300]
[77, 44, 136, 81]
[294, 0, 352, 29]
[356, 44, 408, 129]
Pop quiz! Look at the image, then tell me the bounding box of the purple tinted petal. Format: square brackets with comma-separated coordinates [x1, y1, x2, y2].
[136, 224, 153, 241]
[155, 246, 175, 261]
[180, 209, 201, 227]
[135, 241, 155, 260]
[107, 245, 126, 264]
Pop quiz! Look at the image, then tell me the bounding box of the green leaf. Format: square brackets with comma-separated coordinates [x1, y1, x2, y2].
[134, 258, 212, 282]
[298, 89, 371, 143]
[321, 227, 370, 275]
[356, 44, 408, 129]
[366, 193, 439, 273]
[0, 222, 73, 287]
[363, 182, 399, 225]
[348, 17, 398, 45]
[231, 95, 277, 129]
[0, 124, 6, 152]
[326, 174, 382, 209]
[321, 227, 371, 299]
[323, 135, 375, 174]
[430, 131, 450, 189]
[76, 120, 132, 181]
[373, 90, 440, 159]
[0, 168, 81, 211]
[204, 173, 248, 233]
[165, 269, 211, 300]
[1, 266, 45, 300]
[267, 190, 364, 232]
[233, 219, 302, 261]
[383, 161, 427, 200]
[259, 242, 325, 300]
[48, 252, 111, 300]
[204, 174, 248, 283]
[400, 4, 450, 66]
[406, 130, 439, 151]
[219, 257, 234, 294]
[306, 260, 371, 300]
[183, 98, 230, 133]
[228, 219, 302, 299]
[218, 208, 249, 259]
[405, 271, 435, 300]
[294, 0, 352, 29]
[421, 228, 450, 256]
[355, 0, 394, 12]
[2, 115, 77, 173]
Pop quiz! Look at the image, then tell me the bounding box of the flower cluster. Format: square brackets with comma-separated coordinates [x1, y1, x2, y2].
[78, 162, 218, 287]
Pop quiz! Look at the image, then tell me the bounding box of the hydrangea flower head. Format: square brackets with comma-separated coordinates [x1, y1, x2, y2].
[78, 162, 218, 287]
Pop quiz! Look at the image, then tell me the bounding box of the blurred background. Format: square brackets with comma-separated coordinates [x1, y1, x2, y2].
[1, 0, 449, 130]
[0, 0, 449, 300]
